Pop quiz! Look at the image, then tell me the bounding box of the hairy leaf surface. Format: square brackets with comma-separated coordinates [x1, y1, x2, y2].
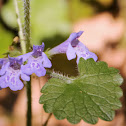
[39, 58, 123, 124]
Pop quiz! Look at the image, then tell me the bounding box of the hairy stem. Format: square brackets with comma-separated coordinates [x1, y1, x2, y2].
[24, 0, 31, 52]
[14, 0, 26, 54]
[46, 70, 75, 83]
[23, 0, 31, 126]
[26, 78, 32, 126]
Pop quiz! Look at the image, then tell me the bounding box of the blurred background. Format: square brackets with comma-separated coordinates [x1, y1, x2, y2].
[0, 0, 126, 126]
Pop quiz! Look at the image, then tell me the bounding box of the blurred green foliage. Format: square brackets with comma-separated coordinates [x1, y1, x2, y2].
[96, 0, 113, 6]
[0, 0, 94, 44]
[0, 24, 13, 58]
[1, 0, 71, 46]
[31, 0, 71, 45]
[68, 0, 94, 22]
[1, 0, 17, 28]
[0, 0, 116, 58]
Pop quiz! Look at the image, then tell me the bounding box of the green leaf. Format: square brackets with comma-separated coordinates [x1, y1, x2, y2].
[39, 58, 123, 124]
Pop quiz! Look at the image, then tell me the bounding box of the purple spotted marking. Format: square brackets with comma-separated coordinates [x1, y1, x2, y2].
[36, 63, 40, 69]
[6, 76, 10, 82]
[31, 63, 35, 67]
[82, 54, 86, 57]
[11, 77, 16, 85]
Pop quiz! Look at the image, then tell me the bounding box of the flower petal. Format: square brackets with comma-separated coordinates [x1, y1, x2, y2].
[0, 76, 8, 88]
[42, 53, 52, 68]
[85, 52, 98, 62]
[21, 64, 34, 75]
[21, 73, 30, 81]
[78, 42, 89, 51]
[0, 62, 9, 75]
[21, 56, 48, 77]
[9, 78, 24, 91]
[18, 52, 32, 62]
[66, 44, 76, 60]
[34, 66, 46, 77]
[68, 31, 83, 42]
[48, 31, 84, 55]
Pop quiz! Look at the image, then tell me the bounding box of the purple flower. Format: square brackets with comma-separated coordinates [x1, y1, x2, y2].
[0, 57, 30, 91]
[21, 43, 52, 77]
[49, 31, 98, 64]
[0, 58, 8, 90]
[0, 58, 8, 75]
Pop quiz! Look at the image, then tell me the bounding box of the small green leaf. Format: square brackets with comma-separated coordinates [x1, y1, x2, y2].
[39, 58, 123, 124]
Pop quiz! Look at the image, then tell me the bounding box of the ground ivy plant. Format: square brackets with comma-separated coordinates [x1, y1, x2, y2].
[40, 58, 123, 124]
[0, 0, 123, 126]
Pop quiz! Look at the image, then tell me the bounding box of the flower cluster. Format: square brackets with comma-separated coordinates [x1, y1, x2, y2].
[0, 31, 98, 91]
[0, 43, 52, 91]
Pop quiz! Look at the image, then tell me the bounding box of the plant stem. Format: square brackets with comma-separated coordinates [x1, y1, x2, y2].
[26, 79, 32, 126]
[24, 0, 31, 53]
[46, 70, 75, 83]
[14, 0, 26, 54]
[23, 0, 31, 126]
